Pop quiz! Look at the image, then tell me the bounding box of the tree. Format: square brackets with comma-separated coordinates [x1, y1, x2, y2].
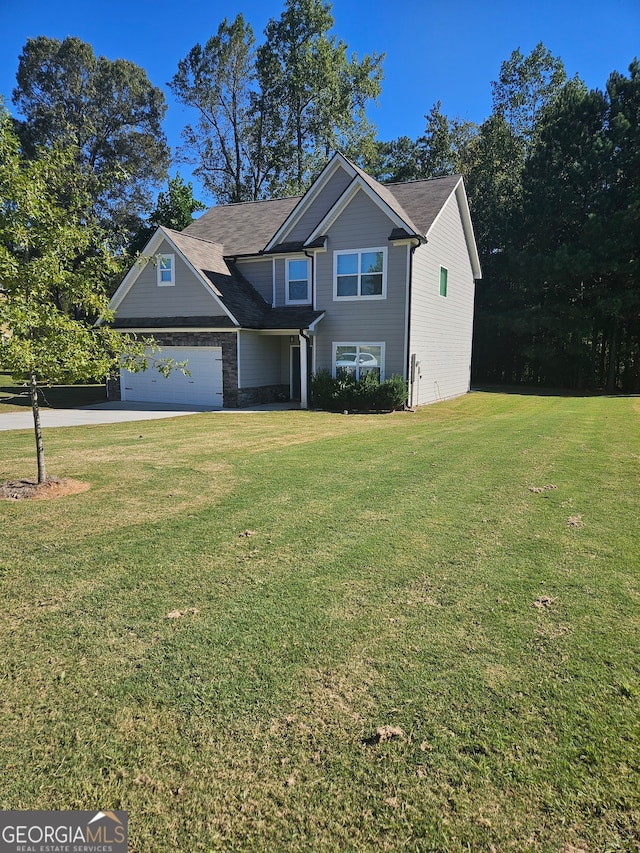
[469, 44, 568, 385]
[0, 109, 169, 484]
[128, 174, 206, 257]
[171, 1, 384, 203]
[257, 0, 383, 196]
[416, 102, 477, 178]
[12, 36, 170, 248]
[491, 42, 566, 145]
[169, 15, 263, 204]
[512, 63, 640, 391]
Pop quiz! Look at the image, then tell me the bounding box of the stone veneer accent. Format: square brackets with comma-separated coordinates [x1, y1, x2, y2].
[109, 331, 289, 408]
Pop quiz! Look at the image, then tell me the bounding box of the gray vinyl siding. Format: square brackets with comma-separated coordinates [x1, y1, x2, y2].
[313, 188, 408, 379]
[236, 258, 273, 305]
[409, 192, 476, 405]
[238, 332, 284, 387]
[117, 240, 222, 318]
[285, 166, 353, 244]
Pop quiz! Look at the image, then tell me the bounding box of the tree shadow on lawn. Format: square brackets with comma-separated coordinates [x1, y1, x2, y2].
[472, 383, 639, 398]
[0, 376, 106, 410]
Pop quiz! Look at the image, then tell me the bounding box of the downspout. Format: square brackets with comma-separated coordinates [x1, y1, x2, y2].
[405, 238, 422, 410]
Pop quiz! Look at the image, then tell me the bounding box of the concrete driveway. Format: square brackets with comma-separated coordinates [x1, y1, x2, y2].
[0, 400, 296, 431]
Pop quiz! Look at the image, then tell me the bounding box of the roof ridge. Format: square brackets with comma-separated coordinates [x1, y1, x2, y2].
[200, 194, 304, 211]
[386, 174, 461, 188]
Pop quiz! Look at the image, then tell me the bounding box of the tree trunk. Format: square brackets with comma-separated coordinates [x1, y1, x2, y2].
[29, 374, 47, 484]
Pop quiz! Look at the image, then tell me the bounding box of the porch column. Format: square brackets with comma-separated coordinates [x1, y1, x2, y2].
[299, 332, 308, 409]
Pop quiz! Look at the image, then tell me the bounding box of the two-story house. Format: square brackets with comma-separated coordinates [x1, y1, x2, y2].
[108, 153, 481, 409]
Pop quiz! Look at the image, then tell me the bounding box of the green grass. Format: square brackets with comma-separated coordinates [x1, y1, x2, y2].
[0, 392, 639, 852]
[0, 373, 105, 412]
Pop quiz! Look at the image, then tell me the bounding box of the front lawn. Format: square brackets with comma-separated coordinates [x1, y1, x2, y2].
[0, 392, 638, 851]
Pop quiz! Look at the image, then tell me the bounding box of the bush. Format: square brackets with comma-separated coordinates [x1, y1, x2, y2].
[310, 370, 407, 412]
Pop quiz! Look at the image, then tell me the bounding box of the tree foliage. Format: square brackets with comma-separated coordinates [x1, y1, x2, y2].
[0, 109, 167, 482]
[471, 57, 640, 391]
[12, 36, 170, 247]
[257, 0, 383, 196]
[169, 15, 264, 204]
[128, 174, 206, 257]
[170, 1, 383, 202]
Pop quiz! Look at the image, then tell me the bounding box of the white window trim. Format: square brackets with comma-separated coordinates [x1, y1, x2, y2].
[333, 247, 387, 301]
[157, 253, 175, 287]
[285, 256, 311, 305]
[332, 341, 386, 381]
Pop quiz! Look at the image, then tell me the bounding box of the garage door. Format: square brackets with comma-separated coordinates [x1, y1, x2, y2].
[120, 346, 223, 406]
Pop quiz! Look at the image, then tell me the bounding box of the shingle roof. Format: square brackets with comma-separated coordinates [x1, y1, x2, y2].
[179, 167, 460, 256]
[384, 175, 461, 237]
[182, 196, 301, 256]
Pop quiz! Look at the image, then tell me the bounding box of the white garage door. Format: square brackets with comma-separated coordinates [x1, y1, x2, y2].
[120, 346, 223, 406]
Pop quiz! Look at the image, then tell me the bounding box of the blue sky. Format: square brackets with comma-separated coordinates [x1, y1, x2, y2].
[1, 0, 638, 203]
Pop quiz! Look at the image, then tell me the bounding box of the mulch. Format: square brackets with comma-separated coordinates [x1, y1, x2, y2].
[0, 477, 91, 500]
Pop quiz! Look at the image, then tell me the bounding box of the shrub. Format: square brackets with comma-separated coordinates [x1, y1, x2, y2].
[310, 370, 407, 412]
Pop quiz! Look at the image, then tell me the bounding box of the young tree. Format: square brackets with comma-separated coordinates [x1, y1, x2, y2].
[0, 109, 167, 483]
[12, 36, 170, 247]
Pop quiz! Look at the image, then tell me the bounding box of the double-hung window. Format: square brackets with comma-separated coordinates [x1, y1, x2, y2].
[334, 248, 386, 300]
[286, 258, 311, 304]
[333, 343, 384, 381]
[157, 254, 175, 287]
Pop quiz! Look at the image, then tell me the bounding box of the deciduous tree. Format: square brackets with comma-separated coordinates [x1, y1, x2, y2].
[12, 36, 170, 247]
[0, 109, 170, 483]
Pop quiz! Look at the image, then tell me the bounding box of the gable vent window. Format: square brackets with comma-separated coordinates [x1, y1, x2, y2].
[334, 248, 386, 300]
[157, 254, 175, 287]
[286, 258, 311, 304]
[439, 266, 448, 298]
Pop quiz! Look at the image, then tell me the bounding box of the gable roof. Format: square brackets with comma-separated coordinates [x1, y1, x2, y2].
[179, 154, 479, 278]
[109, 226, 324, 331]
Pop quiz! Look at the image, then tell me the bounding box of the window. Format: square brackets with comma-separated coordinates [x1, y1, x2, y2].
[333, 343, 384, 381]
[334, 248, 386, 300]
[157, 254, 175, 286]
[286, 258, 310, 304]
[439, 266, 448, 297]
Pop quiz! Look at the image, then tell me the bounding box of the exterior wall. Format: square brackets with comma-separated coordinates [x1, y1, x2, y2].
[408, 192, 476, 406]
[238, 331, 284, 387]
[285, 166, 353, 244]
[313, 188, 409, 380]
[235, 258, 273, 305]
[116, 240, 222, 318]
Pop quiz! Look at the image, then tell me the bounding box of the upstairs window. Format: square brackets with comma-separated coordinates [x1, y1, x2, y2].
[334, 248, 386, 300]
[286, 258, 310, 304]
[157, 254, 175, 286]
[439, 266, 448, 297]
